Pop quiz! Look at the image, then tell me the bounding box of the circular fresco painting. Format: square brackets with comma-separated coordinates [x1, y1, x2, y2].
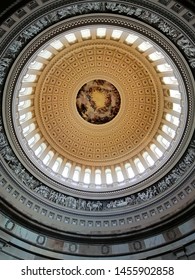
[76, 80, 121, 124]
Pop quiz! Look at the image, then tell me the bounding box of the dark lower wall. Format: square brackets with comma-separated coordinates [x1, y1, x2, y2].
[1, 207, 195, 260]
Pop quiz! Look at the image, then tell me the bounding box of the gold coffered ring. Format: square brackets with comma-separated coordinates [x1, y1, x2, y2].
[34, 40, 163, 166]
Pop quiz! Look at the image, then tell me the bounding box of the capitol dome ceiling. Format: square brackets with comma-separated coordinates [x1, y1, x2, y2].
[0, 0, 195, 259]
[10, 23, 189, 192]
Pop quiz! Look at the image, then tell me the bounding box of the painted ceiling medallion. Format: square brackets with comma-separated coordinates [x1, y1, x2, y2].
[76, 79, 121, 124]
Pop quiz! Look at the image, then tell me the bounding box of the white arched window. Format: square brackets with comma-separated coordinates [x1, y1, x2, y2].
[50, 40, 63, 51]
[157, 63, 172, 72]
[19, 112, 32, 123]
[65, 33, 76, 43]
[97, 27, 106, 37]
[125, 34, 138, 44]
[73, 166, 81, 182]
[169, 89, 181, 99]
[28, 135, 38, 147]
[150, 144, 163, 158]
[162, 125, 176, 138]
[19, 87, 33, 96]
[29, 133, 40, 148]
[143, 152, 155, 167]
[111, 29, 123, 39]
[35, 143, 46, 157]
[105, 168, 113, 184]
[157, 135, 170, 149]
[23, 123, 36, 136]
[83, 168, 91, 184]
[125, 163, 135, 178]
[62, 162, 72, 178]
[165, 114, 179, 126]
[138, 41, 152, 52]
[115, 166, 124, 182]
[95, 169, 102, 185]
[39, 49, 52, 59]
[173, 103, 181, 113]
[52, 157, 62, 172]
[43, 151, 54, 165]
[163, 76, 178, 85]
[22, 74, 37, 82]
[148, 51, 164, 61]
[81, 29, 91, 39]
[134, 158, 145, 173]
[18, 99, 32, 110]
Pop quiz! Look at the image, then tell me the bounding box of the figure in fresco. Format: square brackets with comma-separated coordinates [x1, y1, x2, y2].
[76, 79, 121, 124]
